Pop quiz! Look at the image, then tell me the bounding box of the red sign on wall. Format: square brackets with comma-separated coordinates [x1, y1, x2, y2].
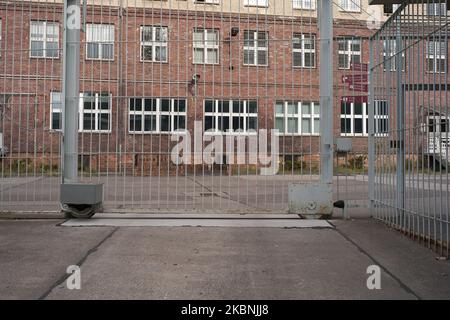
[342, 74, 368, 85]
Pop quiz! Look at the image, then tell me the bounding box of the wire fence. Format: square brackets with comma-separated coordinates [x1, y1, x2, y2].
[0, 0, 373, 214]
[369, 0, 449, 257]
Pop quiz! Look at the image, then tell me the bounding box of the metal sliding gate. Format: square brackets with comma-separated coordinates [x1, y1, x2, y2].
[369, 0, 449, 257]
[0, 0, 343, 214]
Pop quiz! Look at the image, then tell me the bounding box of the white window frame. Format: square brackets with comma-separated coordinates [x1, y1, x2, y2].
[50, 91, 62, 131]
[338, 37, 361, 70]
[204, 99, 258, 135]
[193, 29, 219, 65]
[85, 24, 114, 61]
[275, 101, 320, 136]
[128, 98, 187, 134]
[140, 26, 168, 63]
[293, 33, 316, 68]
[426, 39, 447, 73]
[292, 0, 316, 10]
[79, 92, 112, 133]
[243, 30, 269, 66]
[30, 20, 59, 59]
[338, 0, 361, 12]
[244, 0, 269, 7]
[340, 101, 367, 137]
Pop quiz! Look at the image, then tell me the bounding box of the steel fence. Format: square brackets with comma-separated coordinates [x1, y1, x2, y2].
[0, 0, 373, 214]
[369, 0, 449, 257]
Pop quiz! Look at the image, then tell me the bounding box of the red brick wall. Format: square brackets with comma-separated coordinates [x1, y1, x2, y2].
[0, 3, 380, 174]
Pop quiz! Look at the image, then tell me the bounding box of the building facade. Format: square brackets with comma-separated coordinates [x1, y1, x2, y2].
[0, 0, 391, 175]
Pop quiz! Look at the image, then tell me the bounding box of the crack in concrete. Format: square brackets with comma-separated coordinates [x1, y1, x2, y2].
[333, 227, 422, 300]
[38, 227, 119, 300]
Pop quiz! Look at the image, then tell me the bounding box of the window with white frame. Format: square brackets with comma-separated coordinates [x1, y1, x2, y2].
[427, 3, 446, 16]
[30, 21, 59, 58]
[86, 24, 114, 60]
[275, 101, 320, 135]
[293, 0, 316, 10]
[50, 92, 62, 131]
[338, 37, 361, 69]
[244, 0, 268, 7]
[204, 99, 258, 134]
[129, 98, 186, 133]
[340, 101, 366, 136]
[244, 31, 268, 66]
[338, 0, 360, 12]
[140, 26, 168, 62]
[79, 92, 111, 132]
[383, 39, 405, 71]
[293, 33, 315, 68]
[426, 39, 447, 73]
[193, 29, 219, 64]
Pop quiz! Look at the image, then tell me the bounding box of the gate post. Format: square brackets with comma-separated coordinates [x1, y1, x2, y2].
[318, 0, 334, 185]
[287, 0, 334, 218]
[60, 0, 103, 218]
[62, 0, 79, 184]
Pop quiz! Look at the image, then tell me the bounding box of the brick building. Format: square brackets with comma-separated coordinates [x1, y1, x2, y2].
[0, 0, 389, 175]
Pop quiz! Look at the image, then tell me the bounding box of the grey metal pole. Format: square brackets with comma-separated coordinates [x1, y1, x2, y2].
[395, 16, 405, 222]
[62, 0, 80, 184]
[318, 0, 333, 184]
[368, 37, 375, 216]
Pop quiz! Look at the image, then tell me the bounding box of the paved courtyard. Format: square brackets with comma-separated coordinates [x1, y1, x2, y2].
[0, 216, 449, 300]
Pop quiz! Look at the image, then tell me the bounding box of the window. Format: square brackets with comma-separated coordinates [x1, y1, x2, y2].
[338, 37, 361, 69]
[383, 39, 405, 71]
[129, 98, 186, 133]
[50, 92, 62, 131]
[275, 101, 320, 135]
[204, 99, 258, 134]
[338, 0, 360, 12]
[293, 0, 316, 10]
[193, 29, 219, 64]
[79, 92, 111, 132]
[140, 26, 168, 62]
[244, 31, 268, 66]
[340, 101, 366, 136]
[426, 39, 446, 73]
[374, 100, 389, 135]
[86, 24, 114, 60]
[244, 0, 268, 6]
[427, 3, 446, 16]
[293, 33, 315, 68]
[30, 21, 59, 58]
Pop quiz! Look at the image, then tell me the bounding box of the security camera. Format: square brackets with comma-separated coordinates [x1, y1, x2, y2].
[191, 74, 200, 85]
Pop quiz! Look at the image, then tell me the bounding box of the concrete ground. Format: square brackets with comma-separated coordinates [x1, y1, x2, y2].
[0, 215, 449, 300]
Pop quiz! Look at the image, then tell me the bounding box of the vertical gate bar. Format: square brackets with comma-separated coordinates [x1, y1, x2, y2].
[395, 13, 405, 226]
[318, 0, 333, 185]
[368, 33, 375, 216]
[62, 0, 80, 185]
